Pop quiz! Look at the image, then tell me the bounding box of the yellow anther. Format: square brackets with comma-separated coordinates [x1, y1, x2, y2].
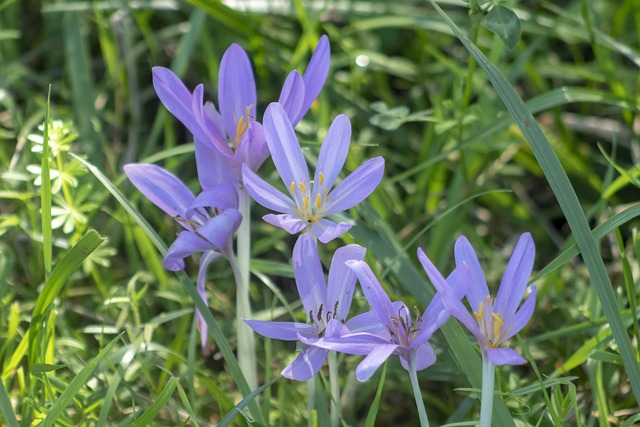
[324, 188, 329, 203]
[302, 195, 309, 211]
[474, 301, 484, 321]
[316, 194, 322, 208]
[319, 172, 324, 185]
[299, 182, 307, 193]
[492, 313, 503, 338]
[290, 182, 295, 194]
[492, 313, 503, 325]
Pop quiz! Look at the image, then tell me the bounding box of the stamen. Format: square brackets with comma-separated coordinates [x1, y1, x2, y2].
[302, 195, 309, 211]
[319, 172, 324, 185]
[324, 188, 329, 203]
[316, 194, 322, 208]
[299, 182, 307, 193]
[317, 304, 323, 321]
[492, 313, 503, 337]
[290, 182, 295, 194]
[474, 301, 484, 321]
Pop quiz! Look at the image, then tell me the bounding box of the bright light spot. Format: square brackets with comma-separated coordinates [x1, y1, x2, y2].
[355, 55, 370, 67]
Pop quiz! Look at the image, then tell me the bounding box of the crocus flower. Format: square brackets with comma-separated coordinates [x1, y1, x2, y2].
[123, 163, 242, 346]
[152, 36, 330, 183]
[242, 103, 384, 243]
[418, 233, 536, 365]
[298, 258, 467, 381]
[243, 233, 366, 381]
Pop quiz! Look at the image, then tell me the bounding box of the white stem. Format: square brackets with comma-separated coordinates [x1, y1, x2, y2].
[328, 351, 340, 427]
[234, 188, 257, 390]
[480, 354, 495, 427]
[408, 360, 430, 427]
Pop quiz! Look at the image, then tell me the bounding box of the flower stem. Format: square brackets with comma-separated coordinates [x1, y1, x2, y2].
[234, 188, 257, 390]
[328, 351, 340, 427]
[307, 376, 316, 427]
[408, 362, 430, 427]
[480, 354, 495, 427]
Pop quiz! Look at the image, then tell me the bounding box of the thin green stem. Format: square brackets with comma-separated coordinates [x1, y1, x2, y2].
[480, 354, 495, 427]
[307, 376, 316, 427]
[233, 188, 257, 390]
[408, 362, 430, 427]
[328, 351, 340, 427]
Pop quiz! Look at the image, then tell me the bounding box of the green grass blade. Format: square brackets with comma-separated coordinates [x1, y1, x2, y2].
[218, 376, 281, 427]
[128, 377, 179, 427]
[74, 154, 265, 425]
[42, 332, 123, 427]
[364, 362, 387, 427]
[0, 376, 18, 427]
[41, 86, 52, 278]
[428, 0, 640, 403]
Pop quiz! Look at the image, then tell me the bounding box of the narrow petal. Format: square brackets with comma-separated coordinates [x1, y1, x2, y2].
[163, 231, 213, 271]
[152, 67, 207, 142]
[243, 319, 315, 341]
[454, 235, 490, 311]
[500, 286, 536, 343]
[400, 343, 436, 372]
[282, 346, 328, 381]
[196, 251, 219, 348]
[313, 114, 351, 191]
[326, 243, 366, 321]
[236, 122, 270, 173]
[263, 103, 310, 187]
[196, 209, 242, 251]
[299, 330, 389, 355]
[293, 234, 327, 320]
[495, 233, 535, 321]
[187, 184, 239, 218]
[346, 260, 397, 328]
[312, 218, 351, 244]
[218, 44, 256, 142]
[194, 141, 236, 189]
[296, 35, 330, 125]
[324, 157, 384, 215]
[203, 102, 226, 141]
[486, 347, 526, 366]
[263, 214, 308, 235]
[356, 344, 398, 382]
[278, 70, 305, 125]
[242, 164, 296, 214]
[124, 163, 194, 218]
[192, 84, 231, 157]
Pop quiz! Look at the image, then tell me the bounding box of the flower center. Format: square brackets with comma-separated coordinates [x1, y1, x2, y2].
[174, 207, 220, 232]
[473, 295, 504, 348]
[308, 301, 340, 337]
[232, 105, 253, 149]
[387, 306, 421, 347]
[289, 172, 330, 223]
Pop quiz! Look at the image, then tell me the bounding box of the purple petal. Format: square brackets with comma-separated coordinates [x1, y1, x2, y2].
[296, 35, 330, 125]
[218, 44, 256, 142]
[486, 347, 526, 366]
[196, 251, 219, 349]
[187, 184, 239, 219]
[311, 218, 351, 244]
[124, 163, 194, 218]
[263, 214, 309, 235]
[203, 102, 226, 141]
[263, 103, 310, 188]
[243, 319, 315, 341]
[356, 344, 398, 382]
[325, 157, 384, 215]
[346, 260, 397, 328]
[163, 231, 213, 271]
[236, 122, 270, 173]
[281, 346, 328, 381]
[196, 209, 242, 251]
[313, 114, 351, 192]
[278, 70, 305, 126]
[152, 67, 207, 143]
[500, 286, 536, 343]
[299, 329, 388, 355]
[326, 243, 366, 321]
[293, 234, 327, 320]
[454, 236, 490, 311]
[194, 141, 236, 189]
[495, 233, 535, 321]
[400, 343, 436, 372]
[242, 164, 296, 214]
[192, 85, 232, 157]
[345, 302, 405, 336]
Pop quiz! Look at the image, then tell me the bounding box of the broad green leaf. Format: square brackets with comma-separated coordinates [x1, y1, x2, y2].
[485, 5, 521, 50]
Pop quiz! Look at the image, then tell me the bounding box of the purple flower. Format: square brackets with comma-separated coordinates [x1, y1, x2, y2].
[298, 258, 467, 381]
[243, 233, 366, 381]
[242, 103, 385, 243]
[123, 163, 242, 346]
[418, 233, 536, 365]
[152, 36, 330, 183]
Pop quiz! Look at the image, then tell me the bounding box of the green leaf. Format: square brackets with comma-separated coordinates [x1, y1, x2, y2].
[218, 376, 281, 427]
[0, 376, 18, 427]
[128, 377, 179, 427]
[484, 5, 521, 50]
